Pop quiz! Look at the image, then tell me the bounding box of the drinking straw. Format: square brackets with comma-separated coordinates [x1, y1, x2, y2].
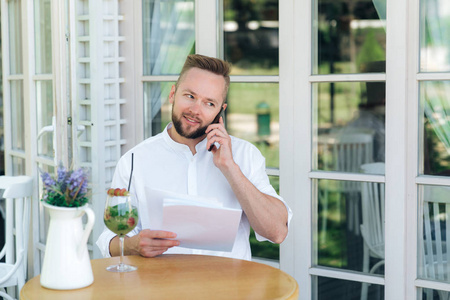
[127, 153, 134, 191]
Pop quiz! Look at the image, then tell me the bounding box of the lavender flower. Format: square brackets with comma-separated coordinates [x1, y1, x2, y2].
[40, 165, 90, 207]
[41, 172, 56, 187]
[57, 165, 67, 182]
[66, 168, 88, 197]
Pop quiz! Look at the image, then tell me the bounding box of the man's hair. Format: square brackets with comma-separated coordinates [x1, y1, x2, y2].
[175, 54, 231, 101]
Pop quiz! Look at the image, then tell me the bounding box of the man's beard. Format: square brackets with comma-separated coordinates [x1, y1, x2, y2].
[172, 111, 209, 140]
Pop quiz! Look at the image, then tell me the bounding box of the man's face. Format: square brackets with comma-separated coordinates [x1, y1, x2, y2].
[169, 68, 227, 140]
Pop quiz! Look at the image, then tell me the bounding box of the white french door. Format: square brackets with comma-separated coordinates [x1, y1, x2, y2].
[1, 0, 80, 275]
[280, 0, 450, 299]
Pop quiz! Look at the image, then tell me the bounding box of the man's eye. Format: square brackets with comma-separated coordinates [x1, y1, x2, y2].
[207, 102, 215, 107]
[186, 94, 194, 99]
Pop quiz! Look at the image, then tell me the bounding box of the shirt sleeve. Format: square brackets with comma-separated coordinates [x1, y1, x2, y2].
[96, 228, 116, 258]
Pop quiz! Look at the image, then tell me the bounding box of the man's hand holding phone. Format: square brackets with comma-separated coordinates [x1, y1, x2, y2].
[206, 112, 236, 172]
[207, 107, 224, 151]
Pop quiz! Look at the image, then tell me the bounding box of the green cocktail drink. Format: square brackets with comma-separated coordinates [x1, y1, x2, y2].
[104, 203, 138, 236]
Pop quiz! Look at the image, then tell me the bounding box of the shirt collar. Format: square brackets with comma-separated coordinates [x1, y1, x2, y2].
[195, 136, 208, 153]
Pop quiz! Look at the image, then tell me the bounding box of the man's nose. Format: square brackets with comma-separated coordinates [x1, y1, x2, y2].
[188, 100, 201, 114]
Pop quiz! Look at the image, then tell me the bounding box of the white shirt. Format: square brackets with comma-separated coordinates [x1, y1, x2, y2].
[96, 123, 292, 261]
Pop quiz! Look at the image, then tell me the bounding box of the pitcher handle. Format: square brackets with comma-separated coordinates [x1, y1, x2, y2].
[78, 206, 95, 259]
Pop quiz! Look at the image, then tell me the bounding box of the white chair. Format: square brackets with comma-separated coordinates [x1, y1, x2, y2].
[0, 176, 33, 300]
[421, 186, 450, 300]
[359, 163, 385, 300]
[318, 132, 374, 241]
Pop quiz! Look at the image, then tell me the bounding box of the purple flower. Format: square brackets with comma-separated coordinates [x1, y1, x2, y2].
[40, 172, 56, 187]
[66, 168, 88, 197]
[40, 165, 89, 207]
[57, 166, 67, 182]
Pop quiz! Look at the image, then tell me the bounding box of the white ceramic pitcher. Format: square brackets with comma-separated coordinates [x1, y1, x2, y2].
[40, 202, 95, 290]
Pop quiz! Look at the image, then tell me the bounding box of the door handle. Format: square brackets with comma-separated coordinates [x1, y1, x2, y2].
[37, 116, 57, 164]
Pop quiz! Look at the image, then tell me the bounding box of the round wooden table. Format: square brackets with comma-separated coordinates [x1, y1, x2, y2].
[21, 254, 299, 299]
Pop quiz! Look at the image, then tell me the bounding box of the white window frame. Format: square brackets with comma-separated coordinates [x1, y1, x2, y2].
[406, 0, 450, 299]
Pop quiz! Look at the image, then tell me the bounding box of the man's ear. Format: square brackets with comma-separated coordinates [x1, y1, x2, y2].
[222, 103, 227, 111]
[169, 85, 176, 104]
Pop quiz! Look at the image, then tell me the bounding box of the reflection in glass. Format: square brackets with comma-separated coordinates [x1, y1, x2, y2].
[35, 0, 52, 74]
[250, 227, 279, 260]
[421, 81, 450, 176]
[314, 81, 385, 173]
[223, 0, 279, 75]
[269, 175, 279, 195]
[418, 185, 450, 287]
[421, 287, 450, 300]
[36, 81, 54, 158]
[314, 0, 386, 74]
[313, 276, 384, 300]
[315, 176, 385, 276]
[10, 80, 25, 151]
[38, 163, 55, 242]
[142, 0, 195, 76]
[143, 81, 174, 138]
[227, 83, 279, 169]
[12, 157, 25, 176]
[250, 171, 280, 261]
[251, 167, 280, 261]
[420, 0, 450, 72]
[8, 0, 23, 75]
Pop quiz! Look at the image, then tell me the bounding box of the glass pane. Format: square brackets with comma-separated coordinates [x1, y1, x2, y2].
[38, 163, 54, 243]
[36, 81, 54, 158]
[10, 80, 25, 150]
[418, 185, 450, 283]
[313, 276, 384, 300]
[8, 0, 23, 75]
[420, 0, 450, 72]
[421, 287, 450, 300]
[313, 0, 386, 74]
[143, 81, 174, 138]
[269, 175, 279, 194]
[314, 82, 385, 173]
[250, 175, 280, 260]
[12, 156, 25, 175]
[420, 81, 450, 176]
[315, 178, 385, 275]
[35, 0, 52, 74]
[142, 0, 195, 76]
[250, 227, 279, 260]
[223, 0, 279, 75]
[227, 83, 279, 169]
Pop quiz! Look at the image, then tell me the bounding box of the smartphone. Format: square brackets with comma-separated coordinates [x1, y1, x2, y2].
[208, 107, 224, 151]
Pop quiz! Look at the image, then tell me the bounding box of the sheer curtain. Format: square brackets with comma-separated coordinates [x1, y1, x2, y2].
[421, 0, 450, 155]
[423, 82, 450, 154]
[142, 0, 195, 137]
[372, 0, 386, 21]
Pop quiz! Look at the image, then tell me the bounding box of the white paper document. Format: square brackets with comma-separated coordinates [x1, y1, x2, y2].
[145, 187, 242, 252]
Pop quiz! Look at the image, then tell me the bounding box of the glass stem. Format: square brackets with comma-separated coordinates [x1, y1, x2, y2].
[119, 235, 125, 270]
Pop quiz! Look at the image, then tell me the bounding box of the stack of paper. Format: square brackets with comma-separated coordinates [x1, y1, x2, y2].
[162, 197, 242, 252]
[145, 187, 242, 252]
